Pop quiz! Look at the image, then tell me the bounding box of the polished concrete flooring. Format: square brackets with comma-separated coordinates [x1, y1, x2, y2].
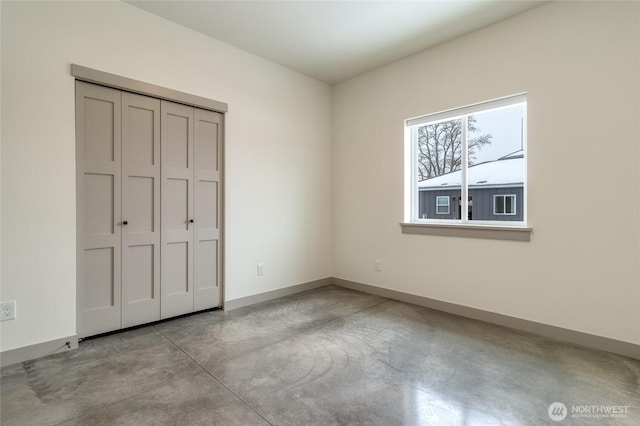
[1, 285, 638, 425]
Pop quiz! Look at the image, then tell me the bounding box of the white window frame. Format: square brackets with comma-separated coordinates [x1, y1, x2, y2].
[493, 194, 517, 215]
[436, 196, 450, 215]
[404, 93, 528, 229]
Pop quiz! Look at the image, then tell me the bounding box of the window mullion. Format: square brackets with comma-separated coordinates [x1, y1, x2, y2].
[461, 116, 468, 223]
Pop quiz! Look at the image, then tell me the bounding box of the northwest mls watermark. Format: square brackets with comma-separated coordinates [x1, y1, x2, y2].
[548, 402, 630, 422]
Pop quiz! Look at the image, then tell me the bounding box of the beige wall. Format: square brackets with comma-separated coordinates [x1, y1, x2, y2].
[0, 1, 332, 351]
[332, 1, 640, 344]
[2, 0, 638, 355]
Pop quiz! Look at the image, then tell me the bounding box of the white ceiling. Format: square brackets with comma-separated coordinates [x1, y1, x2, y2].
[127, 1, 546, 84]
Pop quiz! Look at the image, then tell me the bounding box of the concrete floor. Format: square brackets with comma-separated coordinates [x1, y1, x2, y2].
[1, 285, 638, 425]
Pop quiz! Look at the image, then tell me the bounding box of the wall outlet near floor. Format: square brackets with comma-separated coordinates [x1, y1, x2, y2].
[374, 259, 382, 272]
[1, 301, 16, 321]
[257, 263, 265, 276]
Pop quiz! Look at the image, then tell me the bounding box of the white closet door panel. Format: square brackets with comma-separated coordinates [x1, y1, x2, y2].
[122, 92, 161, 328]
[164, 242, 189, 296]
[194, 108, 223, 310]
[126, 245, 154, 302]
[127, 176, 154, 233]
[81, 246, 121, 333]
[161, 101, 194, 318]
[125, 243, 156, 329]
[165, 178, 189, 231]
[165, 113, 190, 169]
[162, 242, 192, 316]
[83, 247, 116, 310]
[76, 81, 122, 337]
[197, 181, 218, 232]
[83, 97, 116, 162]
[127, 106, 156, 166]
[84, 173, 115, 235]
[196, 118, 219, 172]
[197, 240, 218, 292]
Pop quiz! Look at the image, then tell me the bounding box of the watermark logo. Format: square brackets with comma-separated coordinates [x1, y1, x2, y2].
[547, 402, 630, 421]
[548, 402, 567, 422]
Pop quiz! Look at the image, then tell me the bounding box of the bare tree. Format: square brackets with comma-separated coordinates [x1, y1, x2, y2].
[417, 116, 492, 181]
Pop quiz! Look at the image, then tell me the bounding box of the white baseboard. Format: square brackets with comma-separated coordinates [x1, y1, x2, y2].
[224, 277, 332, 311]
[333, 278, 640, 360]
[1, 335, 79, 367]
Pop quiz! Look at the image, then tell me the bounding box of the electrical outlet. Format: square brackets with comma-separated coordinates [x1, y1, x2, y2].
[374, 259, 381, 272]
[257, 263, 264, 276]
[1, 301, 16, 321]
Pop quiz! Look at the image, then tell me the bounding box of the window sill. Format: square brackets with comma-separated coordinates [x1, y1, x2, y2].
[400, 222, 532, 241]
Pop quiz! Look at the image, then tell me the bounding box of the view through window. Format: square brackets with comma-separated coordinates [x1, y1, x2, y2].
[406, 94, 527, 225]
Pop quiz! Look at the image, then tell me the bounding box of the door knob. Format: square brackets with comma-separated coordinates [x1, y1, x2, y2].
[189, 219, 194, 223]
[122, 221, 128, 225]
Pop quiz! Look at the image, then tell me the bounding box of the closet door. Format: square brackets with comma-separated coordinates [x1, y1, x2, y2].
[161, 101, 195, 318]
[194, 108, 223, 310]
[121, 93, 161, 327]
[76, 82, 122, 337]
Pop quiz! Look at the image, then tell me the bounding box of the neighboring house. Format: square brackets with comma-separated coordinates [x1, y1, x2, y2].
[418, 150, 524, 221]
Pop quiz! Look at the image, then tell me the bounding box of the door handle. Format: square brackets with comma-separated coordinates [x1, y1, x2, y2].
[122, 221, 128, 226]
[189, 219, 194, 223]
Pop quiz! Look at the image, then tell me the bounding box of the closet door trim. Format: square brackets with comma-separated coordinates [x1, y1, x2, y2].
[71, 64, 228, 113]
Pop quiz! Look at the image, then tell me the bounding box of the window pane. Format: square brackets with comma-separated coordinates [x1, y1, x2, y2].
[495, 196, 504, 214]
[467, 104, 525, 222]
[506, 195, 514, 214]
[417, 119, 463, 220]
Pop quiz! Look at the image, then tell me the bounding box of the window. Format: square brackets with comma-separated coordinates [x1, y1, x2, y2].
[494, 195, 516, 215]
[405, 93, 527, 228]
[436, 196, 449, 214]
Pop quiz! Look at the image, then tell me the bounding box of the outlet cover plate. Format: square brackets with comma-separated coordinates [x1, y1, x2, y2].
[1, 301, 16, 321]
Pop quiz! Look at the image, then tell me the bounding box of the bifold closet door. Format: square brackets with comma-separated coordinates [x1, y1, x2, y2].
[161, 101, 195, 319]
[78, 82, 224, 336]
[121, 92, 161, 327]
[194, 109, 223, 310]
[76, 82, 122, 337]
